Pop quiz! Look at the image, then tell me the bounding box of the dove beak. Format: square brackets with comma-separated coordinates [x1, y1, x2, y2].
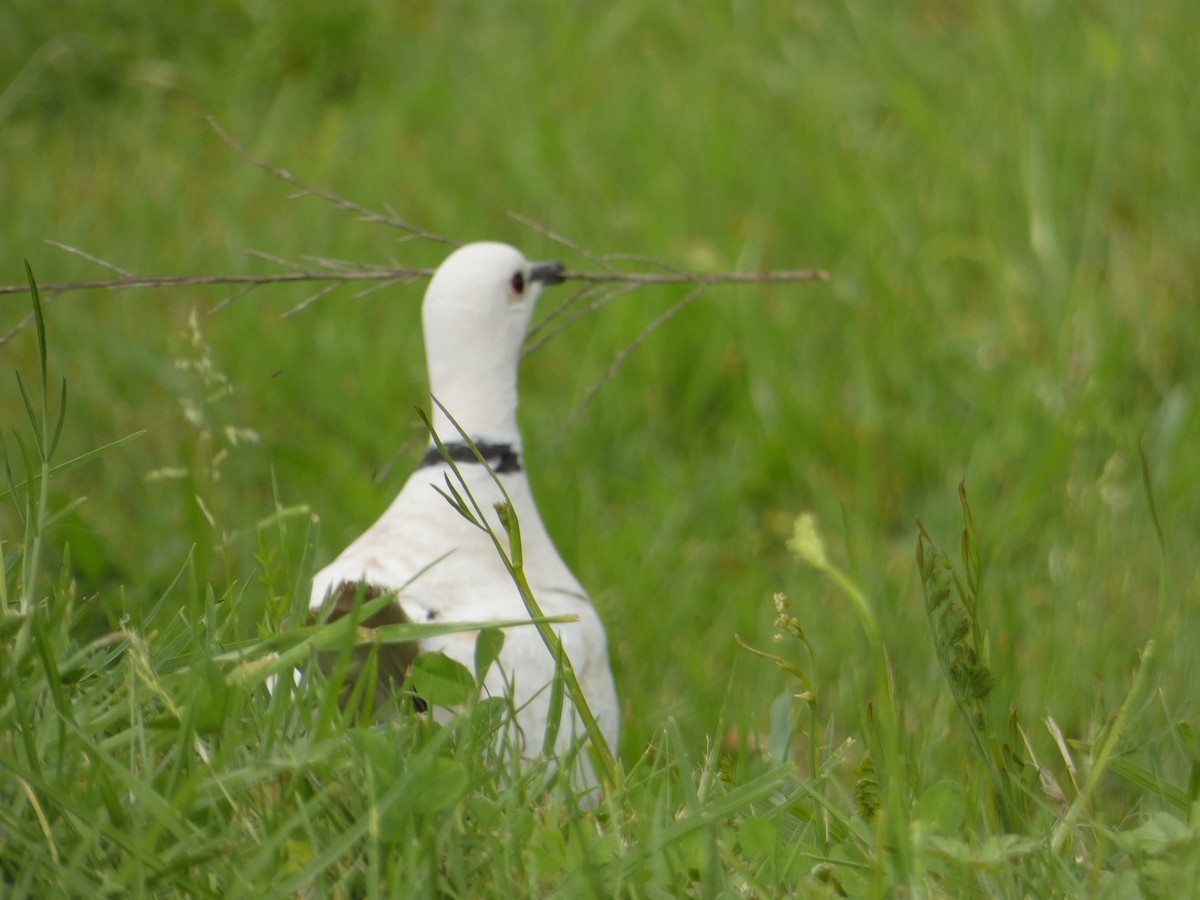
[528, 261, 567, 286]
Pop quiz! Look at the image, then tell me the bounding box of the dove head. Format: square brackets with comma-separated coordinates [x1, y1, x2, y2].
[422, 242, 565, 448]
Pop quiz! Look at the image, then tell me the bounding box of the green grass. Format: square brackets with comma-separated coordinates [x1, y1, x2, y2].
[3, 0, 1199, 894]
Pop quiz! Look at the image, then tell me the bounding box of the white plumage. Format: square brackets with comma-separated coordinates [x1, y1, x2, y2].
[309, 242, 618, 787]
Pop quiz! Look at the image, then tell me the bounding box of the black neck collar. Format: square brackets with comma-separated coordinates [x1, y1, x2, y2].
[420, 441, 522, 474]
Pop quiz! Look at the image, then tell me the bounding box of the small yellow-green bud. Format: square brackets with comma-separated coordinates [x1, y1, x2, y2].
[787, 513, 828, 569]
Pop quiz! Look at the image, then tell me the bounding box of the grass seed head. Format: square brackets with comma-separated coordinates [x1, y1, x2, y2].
[787, 513, 828, 569]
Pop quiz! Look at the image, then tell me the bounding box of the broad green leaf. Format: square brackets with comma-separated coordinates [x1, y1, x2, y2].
[474, 626, 504, 685]
[409, 652, 476, 708]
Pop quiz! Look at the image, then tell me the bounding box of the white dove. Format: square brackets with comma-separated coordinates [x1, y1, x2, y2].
[309, 241, 619, 788]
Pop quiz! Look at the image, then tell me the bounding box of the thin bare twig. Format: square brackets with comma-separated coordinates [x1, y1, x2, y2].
[3, 122, 830, 406]
[526, 281, 616, 347]
[508, 213, 616, 274]
[246, 249, 312, 272]
[281, 282, 345, 319]
[347, 278, 408, 303]
[0, 308, 37, 349]
[561, 285, 709, 436]
[207, 283, 262, 315]
[0, 269, 435, 296]
[524, 283, 641, 356]
[45, 241, 134, 277]
[205, 115, 457, 247]
[298, 254, 381, 273]
[4, 121, 834, 475]
[600, 252, 692, 275]
[0, 265, 826, 298]
[562, 268, 828, 285]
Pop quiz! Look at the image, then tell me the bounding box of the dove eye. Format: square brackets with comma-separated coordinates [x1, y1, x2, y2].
[510, 272, 526, 295]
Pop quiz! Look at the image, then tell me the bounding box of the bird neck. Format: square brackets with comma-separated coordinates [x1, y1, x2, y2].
[424, 314, 525, 450]
[427, 370, 522, 449]
[422, 276, 537, 451]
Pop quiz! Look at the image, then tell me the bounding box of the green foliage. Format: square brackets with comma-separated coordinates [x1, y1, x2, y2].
[917, 487, 1024, 830]
[4, 0, 1200, 893]
[2, 276, 794, 894]
[754, 503, 1197, 894]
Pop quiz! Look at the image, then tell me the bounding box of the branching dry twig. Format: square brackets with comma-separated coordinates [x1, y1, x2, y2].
[0, 264, 827, 299]
[562, 285, 709, 435]
[567, 267, 828, 284]
[507, 212, 616, 274]
[3, 118, 830, 421]
[45, 241, 133, 277]
[0, 269, 434, 297]
[3, 118, 826, 303]
[524, 283, 640, 356]
[205, 115, 457, 247]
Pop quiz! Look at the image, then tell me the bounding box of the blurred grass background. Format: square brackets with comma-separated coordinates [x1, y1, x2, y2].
[3, 0, 1197, 782]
